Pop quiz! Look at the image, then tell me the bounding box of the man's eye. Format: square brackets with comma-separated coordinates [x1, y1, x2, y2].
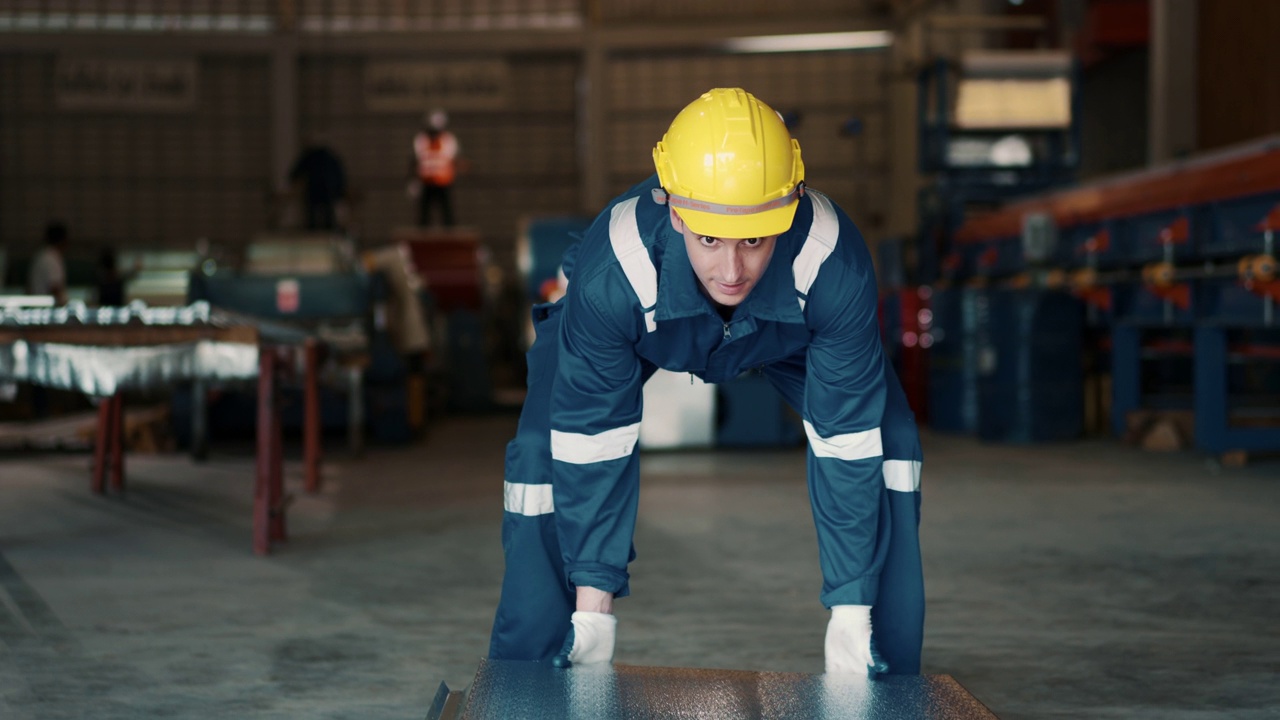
[699, 236, 719, 247]
[742, 237, 762, 247]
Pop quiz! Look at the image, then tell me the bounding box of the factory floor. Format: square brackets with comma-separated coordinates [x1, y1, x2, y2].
[0, 414, 1277, 720]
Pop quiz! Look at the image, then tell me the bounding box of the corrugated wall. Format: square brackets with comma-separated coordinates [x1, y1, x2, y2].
[1197, 0, 1280, 152]
[593, 0, 870, 23]
[1, 0, 895, 270]
[297, 52, 581, 269]
[0, 53, 271, 256]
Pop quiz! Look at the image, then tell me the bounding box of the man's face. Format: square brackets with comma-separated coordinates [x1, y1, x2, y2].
[670, 207, 778, 308]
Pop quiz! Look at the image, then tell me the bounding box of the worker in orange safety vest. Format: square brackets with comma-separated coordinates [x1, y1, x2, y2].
[408, 108, 461, 228]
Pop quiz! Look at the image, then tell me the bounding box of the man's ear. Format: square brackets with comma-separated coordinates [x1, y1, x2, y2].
[668, 206, 685, 234]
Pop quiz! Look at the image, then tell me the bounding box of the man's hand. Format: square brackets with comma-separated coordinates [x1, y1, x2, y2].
[551, 611, 616, 668]
[824, 605, 889, 676]
[552, 587, 616, 668]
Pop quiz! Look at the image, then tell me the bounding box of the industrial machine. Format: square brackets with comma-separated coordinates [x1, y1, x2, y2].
[120, 249, 204, 306]
[182, 234, 427, 450]
[394, 225, 494, 414]
[917, 50, 1081, 286]
[934, 135, 1280, 457]
[900, 49, 1086, 441]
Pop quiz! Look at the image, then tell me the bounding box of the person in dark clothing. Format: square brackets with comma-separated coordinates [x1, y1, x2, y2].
[289, 141, 347, 232]
[95, 247, 132, 307]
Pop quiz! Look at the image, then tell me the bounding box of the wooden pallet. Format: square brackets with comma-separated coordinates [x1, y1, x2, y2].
[1124, 409, 1195, 452]
[0, 404, 172, 453]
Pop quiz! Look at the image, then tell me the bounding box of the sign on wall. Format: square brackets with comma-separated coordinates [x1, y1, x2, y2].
[56, 57, 199, 111]
[363, 60, 509, 112]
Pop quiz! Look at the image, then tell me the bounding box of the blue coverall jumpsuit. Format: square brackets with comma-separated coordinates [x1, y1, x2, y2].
[489, 176, 925, 672]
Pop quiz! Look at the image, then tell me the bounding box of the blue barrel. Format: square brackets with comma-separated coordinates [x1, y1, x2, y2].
[977, 289, 1084, 443]
[928, 287, 981, 434]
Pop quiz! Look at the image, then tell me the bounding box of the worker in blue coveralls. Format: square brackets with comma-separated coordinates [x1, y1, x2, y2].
[488, 88, 924, 676]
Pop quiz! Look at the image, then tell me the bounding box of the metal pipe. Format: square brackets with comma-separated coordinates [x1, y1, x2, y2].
[1266, 230, 1275, 327]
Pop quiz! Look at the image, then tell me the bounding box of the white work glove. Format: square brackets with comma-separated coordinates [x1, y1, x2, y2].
[825, 605, 889, 676]
[551, 611, 617, 668]
[405, 179, 421, 199]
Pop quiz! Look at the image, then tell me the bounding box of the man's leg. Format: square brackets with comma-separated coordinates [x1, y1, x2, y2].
[488, 303, 575, 661]
[424, 181, 440, 224]
[440, 186, 455, 227]
[872, 358, 925, 674]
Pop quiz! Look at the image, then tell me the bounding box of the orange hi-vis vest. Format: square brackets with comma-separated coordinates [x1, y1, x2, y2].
[414, 131, 459, 186]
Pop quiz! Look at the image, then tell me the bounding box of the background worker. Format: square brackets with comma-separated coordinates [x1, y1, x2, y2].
[27, 221, 70, 306]
[488, 88, 925, 676]
[94, 246, 136, 307]
[408, 108, 461, 228]
[288, 135, 348, 232]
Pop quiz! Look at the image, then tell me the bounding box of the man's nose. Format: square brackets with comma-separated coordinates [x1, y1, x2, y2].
[721, 246, 743, 282]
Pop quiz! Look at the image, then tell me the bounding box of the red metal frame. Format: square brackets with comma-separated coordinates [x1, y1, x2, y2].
[84, 340, 323, 555]
[304, 338, 322, 494]
[955, 140, 1280, 244]
[254, 347, 286, 556]
[1144, 280, 1192, 310]
[1072, 286, 1113, 312]
[109, 394, 124, 491]
[91, 392, 125, 494]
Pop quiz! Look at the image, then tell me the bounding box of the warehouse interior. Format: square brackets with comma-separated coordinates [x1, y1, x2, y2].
[1, 0, 1278, 718]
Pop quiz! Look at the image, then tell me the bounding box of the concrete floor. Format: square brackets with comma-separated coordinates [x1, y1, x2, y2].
[0, 415, 1277, 719]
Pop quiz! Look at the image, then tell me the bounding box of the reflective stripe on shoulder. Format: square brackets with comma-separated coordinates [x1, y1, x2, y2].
[609, 197, 658, 332]
[551, 422, 642, 465]
[504, 481, 554, 516]
[803, 419, 883, 460]
[883, 459, 922, 492]
[792, 190, 839, 312]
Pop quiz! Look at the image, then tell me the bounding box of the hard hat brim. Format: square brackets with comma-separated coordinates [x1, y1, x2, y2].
[676, 200, 800, 240]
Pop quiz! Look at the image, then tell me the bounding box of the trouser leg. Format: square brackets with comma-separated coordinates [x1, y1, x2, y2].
[488, 303, 574, 661]
[439, 187, 454, 227]
[418, 185, 431, 226]
[872, 359, 925, 674]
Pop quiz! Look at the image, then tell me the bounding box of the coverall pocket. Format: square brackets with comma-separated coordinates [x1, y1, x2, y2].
[529, 300, 563, 332]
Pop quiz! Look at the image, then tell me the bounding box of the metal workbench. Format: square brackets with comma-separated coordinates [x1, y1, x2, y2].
[0, 300, 325, 555]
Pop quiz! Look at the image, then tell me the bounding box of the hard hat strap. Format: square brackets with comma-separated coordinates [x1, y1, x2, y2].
[651, 183, 805, 217]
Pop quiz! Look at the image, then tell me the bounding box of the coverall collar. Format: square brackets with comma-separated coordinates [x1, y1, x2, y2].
[653, 220, 806, 326]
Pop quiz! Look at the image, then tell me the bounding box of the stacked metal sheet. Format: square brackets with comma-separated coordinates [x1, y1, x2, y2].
[428, 660, 999, 720]
[0, 301, 308, 396]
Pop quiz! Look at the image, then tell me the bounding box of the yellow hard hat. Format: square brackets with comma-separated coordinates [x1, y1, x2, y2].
[653, 88, 805, 239]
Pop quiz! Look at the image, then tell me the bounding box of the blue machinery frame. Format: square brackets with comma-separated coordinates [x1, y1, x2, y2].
[933, 136, 1280, 456]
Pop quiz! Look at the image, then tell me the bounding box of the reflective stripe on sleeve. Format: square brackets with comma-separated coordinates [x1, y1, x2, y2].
[609, 197, 659, 332]
[803, 419, 883, 460]
[504, 481, 554, 516]
[792, 190, 839, 311]
[882, 459, 922, 492]
[551, 423, 642, 464]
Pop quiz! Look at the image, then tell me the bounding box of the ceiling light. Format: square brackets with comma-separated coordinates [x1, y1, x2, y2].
[723, 31, 892, 54]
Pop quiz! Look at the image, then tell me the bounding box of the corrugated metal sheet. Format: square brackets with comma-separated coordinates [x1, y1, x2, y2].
[0, 54, 270, 253]
[595, 0, 875, 23]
